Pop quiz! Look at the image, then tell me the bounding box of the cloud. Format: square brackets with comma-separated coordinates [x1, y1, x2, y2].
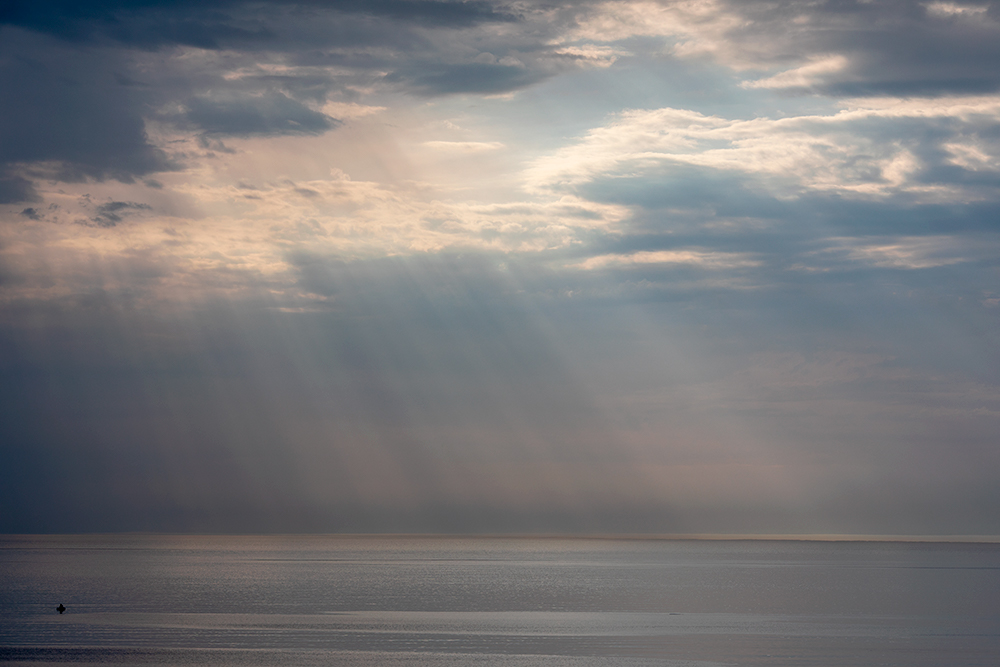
[90, 200, 153, 227]
[0, 29, 176, 195]
[320, 101, 386, 118]
[925, 2, 990, 18]
[574, 249, 762, 270]
[0, 173, 39, 204]
[741, 55, 850, 91]
[558, 1, 1000, 96]
[527, 96, 1000, 203]
[3, 191, 1000, 533]
[560, 0, 750, 59]
[0, 0, 518, 49]
[812, 234, 999, 270]
[0, 1, 624, 200]
[183, 92, 339, 136]
[733, 0, 1000, 96]
[552, 44, 628, 68]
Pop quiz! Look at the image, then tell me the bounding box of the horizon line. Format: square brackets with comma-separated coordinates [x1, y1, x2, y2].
[3, 532, 999, 544]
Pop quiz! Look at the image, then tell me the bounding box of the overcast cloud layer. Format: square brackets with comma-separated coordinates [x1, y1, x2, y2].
[2, 0, 1000, 535]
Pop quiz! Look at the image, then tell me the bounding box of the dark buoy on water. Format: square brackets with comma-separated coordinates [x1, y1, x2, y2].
[56, 604, 66, 614]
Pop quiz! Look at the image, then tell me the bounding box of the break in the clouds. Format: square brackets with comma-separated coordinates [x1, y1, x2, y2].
[2, 1, 1000, 535]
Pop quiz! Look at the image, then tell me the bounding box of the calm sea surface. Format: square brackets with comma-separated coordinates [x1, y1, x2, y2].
[1, 535, 999, 666]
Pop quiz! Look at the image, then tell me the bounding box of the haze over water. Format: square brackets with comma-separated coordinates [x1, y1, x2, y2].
[2, 535, 999, 666]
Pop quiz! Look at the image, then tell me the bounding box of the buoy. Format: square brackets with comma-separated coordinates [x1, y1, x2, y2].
[57, 604, 66, 614]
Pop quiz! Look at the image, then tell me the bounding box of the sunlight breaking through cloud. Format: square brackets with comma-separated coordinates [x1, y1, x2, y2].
[3, 0, 1000, 535]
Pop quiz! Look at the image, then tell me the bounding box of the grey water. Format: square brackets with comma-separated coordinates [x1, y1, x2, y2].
[2, 535, 999, 666]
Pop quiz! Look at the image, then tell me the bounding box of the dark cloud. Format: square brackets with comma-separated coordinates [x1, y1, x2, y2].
[579, 164, 1000, 238]
[329, 0, 520, 27]
[721, 0, 1000, 95]
[0, 29, 176, 193]
[91, 200, 152, 227]
[0, 172, 39, 204]
[0, 0, 518, 49]
[1, 1, 269, 49]
[185, 92, 338, 136]
[0, 1, 538, 197]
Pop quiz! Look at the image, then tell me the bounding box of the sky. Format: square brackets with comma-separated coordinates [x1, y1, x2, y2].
[2, 0, 1000, 535]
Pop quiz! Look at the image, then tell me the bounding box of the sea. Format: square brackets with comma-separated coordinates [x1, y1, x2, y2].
[2, 535, 999, 666]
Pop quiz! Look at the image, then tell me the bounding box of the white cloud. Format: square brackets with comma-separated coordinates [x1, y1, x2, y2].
[526, 96, 1000, 201]
[839, 95, 1000, 119]
[944, 142, 1000, 171]
[321, 102, 387, 119]
[575, 249, 761, 270]
[560, 0, 756, 66]
[741, 55, 849, 90]
[925, 2, 990, 17]
[552, 45, 629, 68]
[815, 235, 996, 270]
[0, 162, 634, 304]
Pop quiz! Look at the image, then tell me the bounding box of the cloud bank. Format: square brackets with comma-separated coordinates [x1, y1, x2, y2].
[2, 1, 1000, 535]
